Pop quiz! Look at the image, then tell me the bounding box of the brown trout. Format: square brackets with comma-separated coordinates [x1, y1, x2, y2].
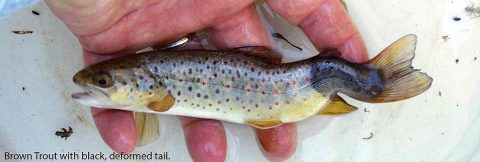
[72, 35, 432, 130]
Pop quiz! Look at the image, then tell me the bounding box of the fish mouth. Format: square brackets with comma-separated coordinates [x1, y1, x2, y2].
[71, 92, 90, 99]
[71, 91, 113, 108]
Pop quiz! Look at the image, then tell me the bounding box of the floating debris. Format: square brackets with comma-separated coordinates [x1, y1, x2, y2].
[455, 58, 459, 64]
[32, 10, 39, 15]
[363, 108, 370, 112]
[441, 35, 449, 41]
[474, 57, 477, 61]
[272, 33, 303, 51]
[55, 127, 73, 140]
[438, 91, 442, 96]
[363, 132, 373, 140]
[453, 17, 462, 21]
[22, 87, 25, 91]
[12, 30, 33, 34]
[465, 5, 480, 17]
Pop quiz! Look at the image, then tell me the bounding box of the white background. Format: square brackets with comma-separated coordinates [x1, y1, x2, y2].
[1, 0, 479, 161]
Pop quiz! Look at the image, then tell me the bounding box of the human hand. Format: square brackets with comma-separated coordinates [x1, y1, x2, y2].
[46, 0, 368, 161]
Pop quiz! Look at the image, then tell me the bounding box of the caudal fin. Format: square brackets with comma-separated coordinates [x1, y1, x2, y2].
[368, 34, 433, 103]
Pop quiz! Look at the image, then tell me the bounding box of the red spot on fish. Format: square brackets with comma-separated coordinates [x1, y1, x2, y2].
[178, 79, 183, 82]
[201, 81, 206, 85]
[261, 91, 266, 95]
[275, 101, 279, 105]
[225, 85, 231, 88]
[274, 89, 279, 95]
[292, 81, 296, 85]
[286, 101, 290, 105]
[246, 88, 251, 92]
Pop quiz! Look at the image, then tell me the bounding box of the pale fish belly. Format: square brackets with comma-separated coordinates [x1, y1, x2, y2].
[142, 52, 330, 124]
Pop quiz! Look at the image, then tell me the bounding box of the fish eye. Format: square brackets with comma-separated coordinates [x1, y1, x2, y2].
[93, 72, 113, 88]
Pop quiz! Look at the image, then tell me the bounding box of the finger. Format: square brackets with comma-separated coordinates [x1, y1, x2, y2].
[208, 6, 297, 161]
[254, 124, 297, 161]
[50, 0, 254, 54]
[84, 51, 137, 153]
[266, 0, 369, 62]
[180, 117, 227, 162]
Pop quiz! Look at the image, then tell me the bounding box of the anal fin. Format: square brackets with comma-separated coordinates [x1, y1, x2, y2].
[135, 112, 160, 146]
[318, 95, 357, 115]
[247, 119, 283, 129]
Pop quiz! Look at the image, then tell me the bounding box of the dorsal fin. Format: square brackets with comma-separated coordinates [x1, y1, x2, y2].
[229, 46, 283, 64]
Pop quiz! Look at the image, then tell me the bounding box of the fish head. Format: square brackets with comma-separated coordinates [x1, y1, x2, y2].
[72, 62, 166, 110]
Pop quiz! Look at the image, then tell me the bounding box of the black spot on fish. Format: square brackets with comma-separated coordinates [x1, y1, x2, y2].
[250, 67, 255, 72]
[283, 70, 287, 74]
[266, 71, 269, 75]
[184, 99, 188, 102]
[188, 86, 193, 92]
[213, 73, 218, 78]
[236, 71, 241, 78]
[244, 72, 248, 77]
[213, 60, 217, 65]
[254, 84, 259, 89]
[180, 61, 184, 65]
[229, 69, 232, 74]
[130, 88, 134, 92]
[167, 90, 171, 94]
[188, 68, 192, 74]
[242, 106, 246, 109]
[208, 104, 212, 107]
[197, 104, 200, 107]
[200, 68, 204, 73]
[215, 89, 220, 94]
[255, 104, 258, 108]
[231, 77, 235, 81]
[216, 108, 219, 111]
[230, 59, 234, 62]
[121, 82, 127, 86]
[198, 60, 202, 64]
[269, 106, 272, 110]
[223, 61, 227, 65]
[205, 57, 209, 61]
[139, 76, 144, 80]
[196, 93, 201, 98]
[160, 60, 164, 64]
[250, 77, 254, 81]
[226, 98, 230, 102]
[173, 63, 176, 67]
[247, 109, 251, 112]
[177, 90, 181, 96]
[135, 83, 139, 88]
[257, 71, 261, 76]
[218, 100, 222, 104]
[149, 85, 154, 90]
[204, 95, 209, 99]
[206, 65, 210, 69]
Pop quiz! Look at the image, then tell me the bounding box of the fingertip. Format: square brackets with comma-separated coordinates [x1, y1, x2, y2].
[92, 108, 137, 153]
[338, 33, 369, 63]
[180, 117, 227, 162]
[255, 123, 297, 162]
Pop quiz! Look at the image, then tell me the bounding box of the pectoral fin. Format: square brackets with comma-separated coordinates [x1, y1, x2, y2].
[135, 112, 160, 146]
[147, 93, 175, 112]
[318, 95, 357, 115]
[246, 119, 283, 129]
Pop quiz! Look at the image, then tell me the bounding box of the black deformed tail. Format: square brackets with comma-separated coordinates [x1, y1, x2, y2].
[366, 34, 433, 103]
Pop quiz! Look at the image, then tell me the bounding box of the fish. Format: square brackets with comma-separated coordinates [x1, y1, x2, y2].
[72, 34, 432, 133]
